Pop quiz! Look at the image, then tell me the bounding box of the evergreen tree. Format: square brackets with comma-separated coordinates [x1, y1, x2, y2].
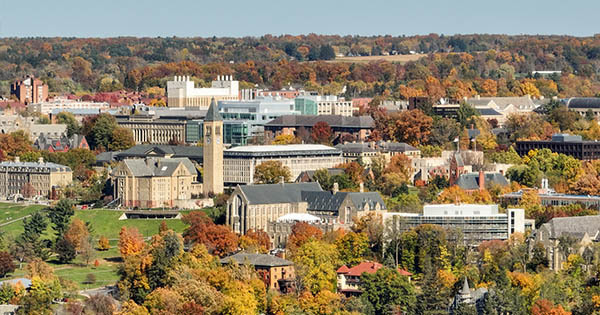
[54, 237, 76, 263]
[48, 199, 74, 236]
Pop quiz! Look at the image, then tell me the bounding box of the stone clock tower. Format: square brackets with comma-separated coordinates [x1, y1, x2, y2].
[202, 98, 224, 195]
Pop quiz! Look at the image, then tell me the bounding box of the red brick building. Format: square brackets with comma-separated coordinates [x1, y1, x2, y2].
[10, 76, 48, 104]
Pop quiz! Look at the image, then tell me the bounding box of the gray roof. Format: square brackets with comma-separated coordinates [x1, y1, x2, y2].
[220, 252, 293, 267]
[477, 108, 503, 116]
[295, 168, 345, 182]
[467, 129, 481, 139]
[239, 182, 323, 205]
[467, 96, 537, 111]
[0, 160, 71, 172]
[266, 115, 374, 129]
[335, 142, 377, 154]
[205, 98, 223, 122]
[456, 172, 509, 190]
[377, 141, 418, 153]
[301, 191, 386, 212]
[96, 151, 120, 164]
[118, 145, 203, 161]
[566, 97, 600, 109]
[541, 215, 600, 240]
[120, 157, 196, 177]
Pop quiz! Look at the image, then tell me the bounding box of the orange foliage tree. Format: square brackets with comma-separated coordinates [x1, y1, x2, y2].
[118, 227, 145, 257]
[287, 222, 323, 252]
[182, 212, 238, 257]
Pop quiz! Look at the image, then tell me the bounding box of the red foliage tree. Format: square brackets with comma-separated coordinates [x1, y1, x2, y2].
[287, 222, 323, 251]
[245, 229, 271, 251]
[310, 122, 333, 144]
[182, 212, 238, 257]
[0, 251, 16, 277]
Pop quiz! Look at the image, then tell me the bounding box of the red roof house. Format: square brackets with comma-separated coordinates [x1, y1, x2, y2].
[336, 261, 412, 296]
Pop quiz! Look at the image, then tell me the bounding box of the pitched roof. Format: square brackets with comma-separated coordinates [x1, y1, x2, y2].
[204, 98, 223, 122]
[456, 172, 509, 190]
[467, 96, 537, 111]
[220, 252, 293, 267]
[118, 145, 203, 160]
[239, 182, 323, 205]
[335, 142, 377, 154]
[378, 141, 419, 152]
[120, 157, 196, 177]
[295, 168, 345, 182]
[477, 108, 503, 116]
[336, 261, 411, 277]
[541, 215, 600, 240]
[266, 115, 375, 128]
[301, 191, 386, 212]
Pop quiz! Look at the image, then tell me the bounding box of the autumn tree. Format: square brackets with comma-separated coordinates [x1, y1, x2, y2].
[240, 229, 271, 253]
[20, 183, 36, 199]
[109, 127, 135, 151]
[272, 134, 297, 145]
[98, 236, 111, 251]
[335, 232, 369, 266]
[293, 239, 340, 295]
[182, 212, 238, 257]
[287, 222, 323, 253]
[390, 109, 433, 146]
[64, 218, 90, 253]
[119, 227, 145, 257]
[0, 251, 15, 277]
[310, 122, 333, 144]
[254, 160, 291, 184]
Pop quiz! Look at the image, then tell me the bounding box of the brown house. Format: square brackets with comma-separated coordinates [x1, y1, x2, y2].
[220, 252, 295, 292]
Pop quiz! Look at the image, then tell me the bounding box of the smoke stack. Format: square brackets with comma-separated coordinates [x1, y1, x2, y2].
[333, 182, 339, 194]
[479, 170, 485, 191]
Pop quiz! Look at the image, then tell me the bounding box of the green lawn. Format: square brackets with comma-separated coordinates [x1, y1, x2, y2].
[0, 204, 199, 290]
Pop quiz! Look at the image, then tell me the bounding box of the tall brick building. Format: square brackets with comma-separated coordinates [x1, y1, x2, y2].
[10, 76, 48, 104]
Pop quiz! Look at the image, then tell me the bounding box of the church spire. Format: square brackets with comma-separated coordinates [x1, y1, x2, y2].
[205, 97, 222, 122]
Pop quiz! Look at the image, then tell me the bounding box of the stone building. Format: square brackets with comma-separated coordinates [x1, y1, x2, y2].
[116, 116, 187, 145]
[10, 75, 48, 104]
[0, 157, 72, 199]
[111, 157, 199, 209]
[227, 182, 386, 247]
[223, 144, 343, 185]
[533, 215, 600, 270]
[167, 75, 238, 108]
[220, 252, 295, 292]
[202, 99, 224, 195]
[265, 115, 375, 142]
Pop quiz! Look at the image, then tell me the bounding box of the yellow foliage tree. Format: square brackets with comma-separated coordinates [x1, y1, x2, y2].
[119, 226, 145, 257]
[272, 134, 297, 145]
[98, 236, 111, 251]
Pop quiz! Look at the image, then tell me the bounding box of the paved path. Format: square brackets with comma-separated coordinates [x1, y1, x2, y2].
[0, 214, 31, 227]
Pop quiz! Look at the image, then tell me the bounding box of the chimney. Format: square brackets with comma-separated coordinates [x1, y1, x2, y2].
[479, 170, 485, 191]
[333, 182, 339, 194]
[38, 157, 44, 164]
[280, 176, 285, 185]
[14, 156, 19, 163]
[359, 182, 364, 193]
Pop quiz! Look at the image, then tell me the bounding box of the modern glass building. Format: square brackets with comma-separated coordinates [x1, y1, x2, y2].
[186, 120, 250, 146]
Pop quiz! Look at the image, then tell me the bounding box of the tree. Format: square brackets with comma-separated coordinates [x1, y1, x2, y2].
[390, 109, 433, 146]
[84, 294, 117, 315]
[335, 232, 369, 266]
[64, 218, 89, 253]
[98, 236, 111, 251]
[310, 121, 333, 144]
[319, 45, 336, 60]
[287, 222, 323, 252]
[54, 237, 76, 263]
[48, 199, 74, 236]
[293, 240, 340, 294]
[242, 229, 271, 253]
[118, 227, 145, 257]
[147, 231, 183, 290]
[56, 112, 81, 137]
[0, 251, 15, 277]
[109, 127, 135, 151]
[362, 267, 416, 315]
[254, 160, 291, 184]
[84, 113, 118, 150]
[20, 183, 36, 199]
[430, 117, 461, 146]
[272, 134, 297, 145]
[457, 103, 480, 127]
[85, 273, 97, 285]
[182, 212, 238, 257]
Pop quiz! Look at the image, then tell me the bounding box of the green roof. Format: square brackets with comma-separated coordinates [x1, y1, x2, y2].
[204, 98, 223, 122]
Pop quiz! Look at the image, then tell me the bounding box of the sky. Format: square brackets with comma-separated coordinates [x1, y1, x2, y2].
[1, 0, 599, 38]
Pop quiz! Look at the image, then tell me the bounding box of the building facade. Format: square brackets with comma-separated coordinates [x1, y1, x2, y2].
[337, 262, 411, 296]
[28, 98, 109, 115]
[10, 76, 48, 104]
[223, 144, 343, 185]
[295, 95, 355, 116]
[117, 116, 187, 145]
[219, 97, 299, 137]
[167, 75, 238, 108]
[111, 157, 198, 208]
[516, 133, 600, 160]
[384, 204, 529, 245]
[265, 115, 375, 142]
[220, 253, 295, 291]
[565, 97, 600, 120]
[0, 157, 72, 199]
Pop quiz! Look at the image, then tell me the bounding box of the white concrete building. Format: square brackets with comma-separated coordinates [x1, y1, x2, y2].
[167, 75, 239, 108]
[223, 144, 343, 185]
[384, 204, 532, 245]
[28, 98, 110, 115]
[295, 94, 356, 117]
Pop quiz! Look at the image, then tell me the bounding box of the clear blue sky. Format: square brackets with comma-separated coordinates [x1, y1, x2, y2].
[1, 0, 598, 37]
